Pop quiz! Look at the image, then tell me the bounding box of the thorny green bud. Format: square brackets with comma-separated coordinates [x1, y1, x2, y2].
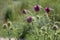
[3, 23, 8, 29]
[7, 21, 12, 27]
[52, 25, 58, 30]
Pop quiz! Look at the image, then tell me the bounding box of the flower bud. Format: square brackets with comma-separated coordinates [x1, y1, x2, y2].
[34, 5, 40, 12]
[52, 25, 58, 30]
[45, 7, 50, 13]
[22, 9, 27, 14]
[3, 23, 7, 29]
[7, 21, 12, 27]
[26, 16, 32, 23]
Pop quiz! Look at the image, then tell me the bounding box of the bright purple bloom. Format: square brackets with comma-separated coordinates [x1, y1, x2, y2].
[34, 5, 39, 12]
[45, 7, 50, 13]
[27, 16, 32, 23]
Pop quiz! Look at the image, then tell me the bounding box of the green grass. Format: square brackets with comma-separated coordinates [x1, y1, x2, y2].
[0, 0, 60, 40]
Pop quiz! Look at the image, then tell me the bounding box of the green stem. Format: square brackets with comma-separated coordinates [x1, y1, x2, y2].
[8, 30, 11, 40]
[44, 13, 49, 40]
[52, 10, 56, 25]
[53, 30, 56, 40]
[44, 34, 45, 40]
[32, 22, 40, 40]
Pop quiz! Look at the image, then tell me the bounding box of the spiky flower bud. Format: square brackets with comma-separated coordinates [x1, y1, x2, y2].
[22, 9, 27, 14]
[3, 23, 7, 29]
[45, 7, 50, 13]
[52, 25, 58, 30]
[26, 16, 32, 23]
[34, 5, 40, 12]
[7, 21, 12, 27]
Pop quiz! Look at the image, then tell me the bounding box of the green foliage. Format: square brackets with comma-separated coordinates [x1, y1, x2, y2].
[0, 0, 60, 40]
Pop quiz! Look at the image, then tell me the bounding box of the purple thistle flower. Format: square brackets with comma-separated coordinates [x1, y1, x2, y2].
[34, 5, 40, 12]
[45, 7, 50, 13]
[27, 16, 32, 23]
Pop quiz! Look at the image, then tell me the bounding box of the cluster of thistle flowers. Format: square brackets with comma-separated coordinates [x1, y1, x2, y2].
[22, 5, 58, 30]
[3, 21, 13, 30]
[21, 5, 59, 40]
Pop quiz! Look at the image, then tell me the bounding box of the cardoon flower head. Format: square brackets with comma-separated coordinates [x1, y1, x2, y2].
[45, 7, 50, 13]
[3, 23, 7, 29]
[52, 25, 58, 30]
[27, 16, 32, 23]
[34, 5, 40, 12]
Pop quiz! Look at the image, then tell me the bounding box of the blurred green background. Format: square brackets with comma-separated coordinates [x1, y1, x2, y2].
[0, 0, 60, 40]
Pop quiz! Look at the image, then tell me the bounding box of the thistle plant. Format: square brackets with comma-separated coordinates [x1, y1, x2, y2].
[34, 5, 40, 12]
[1, 0, 60, 40]
[3, 23, 8, 29]
[45, 7, 50, 13]
[18, 4, 59, 40]
[52, 25, 58, 40]
[26, 16, 32, 23]
[2, 21, 13, 40]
